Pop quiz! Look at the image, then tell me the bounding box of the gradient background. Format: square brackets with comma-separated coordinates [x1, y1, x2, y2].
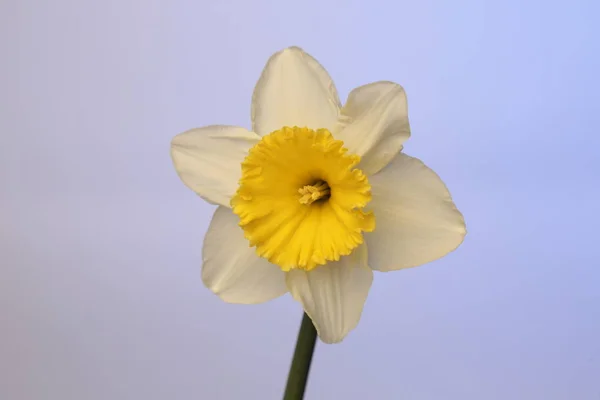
[2, 0, 599, 399]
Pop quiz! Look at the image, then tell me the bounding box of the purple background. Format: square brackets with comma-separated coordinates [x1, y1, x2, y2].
[2, 0, 599, 398]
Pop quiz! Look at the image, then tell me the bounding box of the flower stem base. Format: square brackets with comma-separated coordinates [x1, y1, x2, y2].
[283, 312, 317, 400]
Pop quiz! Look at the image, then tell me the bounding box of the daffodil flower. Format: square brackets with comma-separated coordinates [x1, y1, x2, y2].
[171, 47, 466, 344]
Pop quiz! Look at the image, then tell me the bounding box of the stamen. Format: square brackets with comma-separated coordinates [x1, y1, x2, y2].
[298, 180, 331, 205]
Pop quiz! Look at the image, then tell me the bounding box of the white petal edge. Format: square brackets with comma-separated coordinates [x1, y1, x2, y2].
[334, 81, 410, 176]
[365, 153, 466, 271]
[202, 206, 288, 304]
[286, 244, 372, 344]
[171, 126, 260, 208]
[251, 46, 341, 136]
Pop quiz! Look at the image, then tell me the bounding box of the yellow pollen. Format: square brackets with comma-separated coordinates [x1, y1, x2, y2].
[298, 181, 330, 205]
[231, 126, 375, 272]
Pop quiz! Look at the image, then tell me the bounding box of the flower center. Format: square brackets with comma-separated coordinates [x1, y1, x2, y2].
[298, 180, 330, 205]
[231, 126, 375, 272]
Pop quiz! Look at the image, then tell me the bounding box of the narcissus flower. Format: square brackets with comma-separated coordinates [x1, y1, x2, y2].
[171, 47, 466, 343]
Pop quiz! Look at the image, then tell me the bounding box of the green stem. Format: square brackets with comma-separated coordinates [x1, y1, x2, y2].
[283, 312, 318, 400]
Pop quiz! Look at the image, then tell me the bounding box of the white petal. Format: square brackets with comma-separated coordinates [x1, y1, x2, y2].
[366, 153, 466, 271]
[251, 47, 341, 136]
[202, 206, 287, 303]
[171, 126, 260, 207]
[334, 81, 410, 175]
[286, 244, 372, 344]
